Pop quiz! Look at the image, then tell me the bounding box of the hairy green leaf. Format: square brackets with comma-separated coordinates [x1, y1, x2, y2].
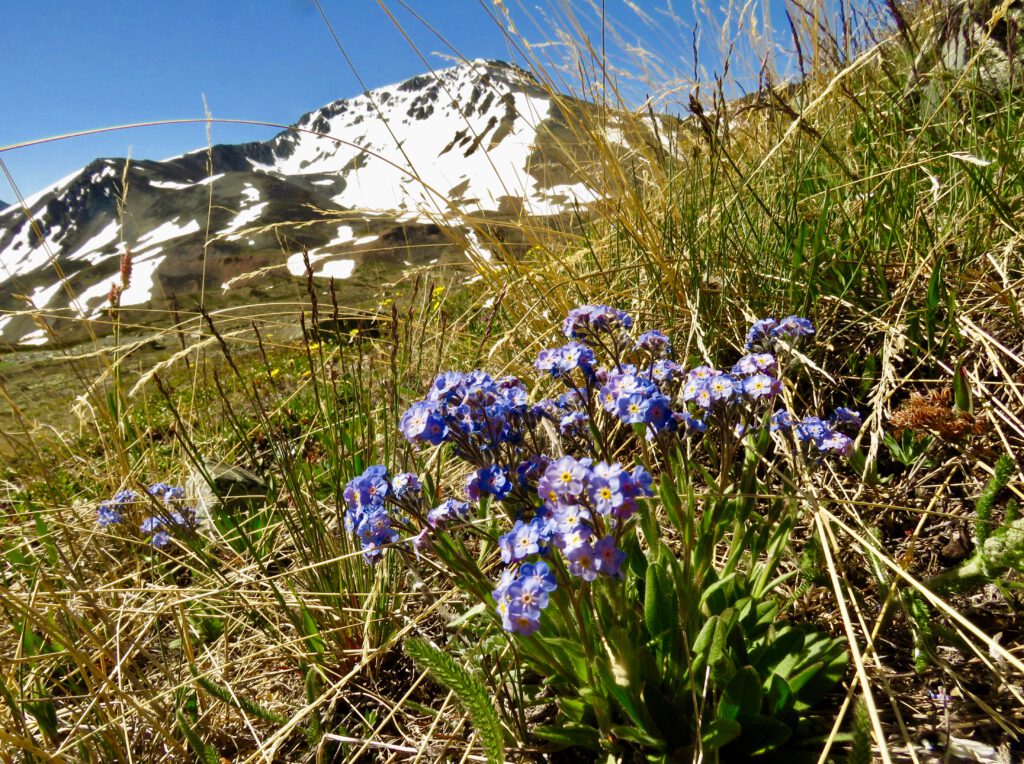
[176, 710, 220, 764]
[405, 638, 505, 763]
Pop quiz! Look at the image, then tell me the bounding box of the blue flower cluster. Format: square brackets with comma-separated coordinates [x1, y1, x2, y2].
[343, 466, 422, 560]
[745, 316, 815, 352]
[675, 357, 783, 431]
[141, 483, 195, 547]
[427, 497, 471, 528]
[492, 560, 557, 636]
[597, 367, 674, 433]
[97, 483, 198, 548]
[536, 311, 788, 441]
[381, 305, 860, 636]
[96, 489, 137, 527]
[563, 305, 633, 340]
[536, 342, 596, 380]
[399, 370, 534, 457]
[771, 408, 862, 456]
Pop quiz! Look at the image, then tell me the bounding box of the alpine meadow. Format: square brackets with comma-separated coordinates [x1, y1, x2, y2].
[1, 1, 1023, 762]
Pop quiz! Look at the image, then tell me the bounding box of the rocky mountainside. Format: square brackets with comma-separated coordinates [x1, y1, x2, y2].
[0, 60, 628, 348]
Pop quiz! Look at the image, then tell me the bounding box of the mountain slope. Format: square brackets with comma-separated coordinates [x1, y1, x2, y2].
[0, 60, 620, 348]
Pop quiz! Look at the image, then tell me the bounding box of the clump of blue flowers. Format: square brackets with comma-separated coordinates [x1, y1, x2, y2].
[745, 315, 815, 350]
[96, 489, 137, 527]
[342, 467, 421, 560]
[347, 306, 860, 641]
[351, 306, 857, 757]
[95, 482, 199, 548]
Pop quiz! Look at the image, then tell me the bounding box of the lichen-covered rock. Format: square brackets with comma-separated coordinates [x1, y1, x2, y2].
[918, 0, 1023, 91]
[981, 516, 1024, 575]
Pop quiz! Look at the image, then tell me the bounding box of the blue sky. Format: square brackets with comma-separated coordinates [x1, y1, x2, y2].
[0, 1, 824, 201]
[0, 1, 522, 199]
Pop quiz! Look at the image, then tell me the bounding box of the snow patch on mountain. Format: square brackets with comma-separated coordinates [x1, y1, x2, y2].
[90, 166, 117, 185]
[316, 259, 355, 279]
[285, 248, 357, 279]
[20, 328, 49, 346]
[149, 180, 192, 190]
[28, 280, 67, 309]
[73, 246, 166, 317]
[138, 219, 201, 248]
[68, 220, 121, 264]
[13, 166, 86, 214]
[1, 221, 63, 282]
[323, 225, 356, 246]
[118, 250, 166, 308]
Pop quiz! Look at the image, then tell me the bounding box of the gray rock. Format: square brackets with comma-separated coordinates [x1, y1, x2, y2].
[186, 459, 266, 537]
[919, 0, 1023, 91]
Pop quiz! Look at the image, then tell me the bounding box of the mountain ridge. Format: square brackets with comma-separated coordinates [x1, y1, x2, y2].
[0, 59, 628, 348]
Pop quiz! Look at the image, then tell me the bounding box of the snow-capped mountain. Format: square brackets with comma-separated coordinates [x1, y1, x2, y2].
[0, 60, 614, 347]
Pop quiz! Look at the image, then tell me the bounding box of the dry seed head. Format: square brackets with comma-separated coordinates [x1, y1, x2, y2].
[120, 246, 133, 290]
[890, 388, 986, 441]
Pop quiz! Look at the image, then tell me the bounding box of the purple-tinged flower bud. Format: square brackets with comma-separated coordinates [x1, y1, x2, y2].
[635, 330, 672, 354]
[479, 465, 512, 500]
[427, 499, 471, 529]
[566, 542, 599, 581]
[675, 410, 708, 434]
[140, 517, 163, 534]
[410, 528, 430, 551]
[465, 472, 483, 501]
[535, 348, 561, 375]
[427, 371, 465, 402]
[112, 489, 138, 506]
[559, 411, 589, 437]
[746, 318, 778, 350]
[830, 407, 863, 429]
[400, 401, 448, 445]
[772, 316, 815, 339]
[796, 416, 829, 444]
[563, 305, 633, 339]
[147, 483, 172, 498]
